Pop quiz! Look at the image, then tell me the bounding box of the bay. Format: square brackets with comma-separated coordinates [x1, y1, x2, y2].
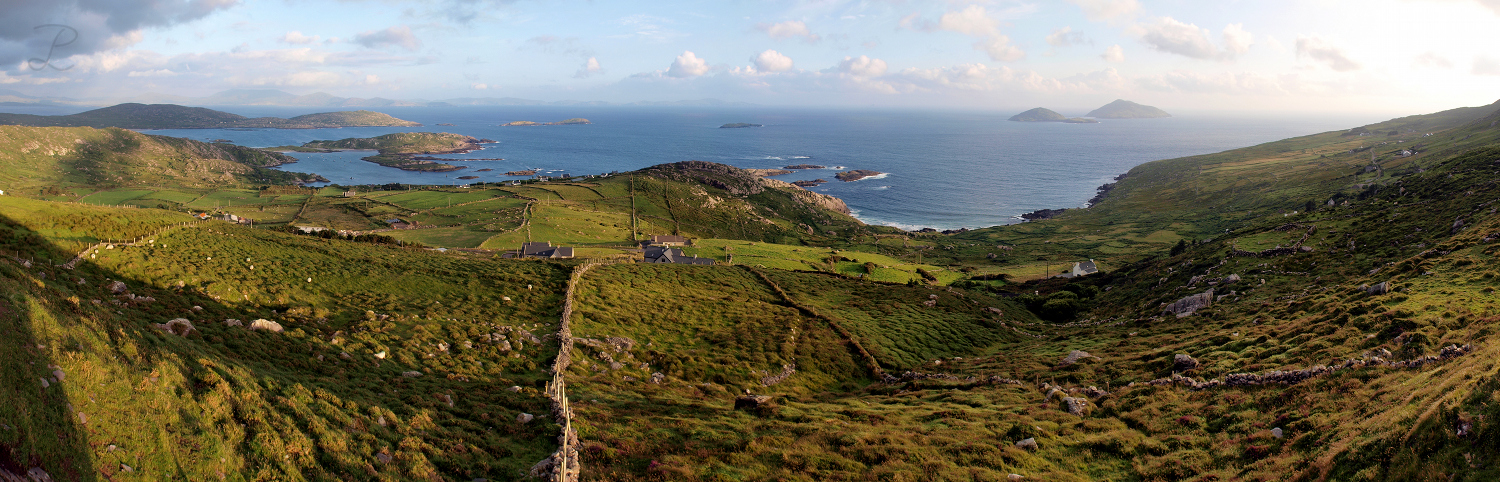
[142, 105, 1382, 231]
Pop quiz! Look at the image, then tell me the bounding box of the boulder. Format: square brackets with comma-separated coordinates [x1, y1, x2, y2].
[1173, 354, 1200, 372]
[249, 319, 284, 333]
[108, 281, 127, 294]
[402, 371, 423, 378]
[1059, 350, 1097, 366]
[375, 351, 388, 359]
[1365, 281, 1391, 296]
[154, 318, 196, 337]
[1271, 427, 1284, 439]
[1061, 397, 1088, 416]
[1015, 438, 1038, 451]
[1163, 289, 1214, 317]
[734, 395, 772, 410]
[650, 372, 666, 384]
[517, 413, 534, 424]
[1008, 475, 1025, 481]
[1221, 274, 1241, 284]
[223, 318, 243, 326]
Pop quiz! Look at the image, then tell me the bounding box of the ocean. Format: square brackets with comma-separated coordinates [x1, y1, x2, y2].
[134, 105, 1381, 231]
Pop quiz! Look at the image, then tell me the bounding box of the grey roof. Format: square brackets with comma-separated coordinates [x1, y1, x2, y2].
[642, 246, 713, 265]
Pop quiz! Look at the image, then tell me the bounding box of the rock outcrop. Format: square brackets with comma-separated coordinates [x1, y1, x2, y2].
[1163, 290, 1213, 317]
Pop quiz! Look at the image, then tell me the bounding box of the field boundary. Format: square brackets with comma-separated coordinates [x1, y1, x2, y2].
[745, 266, 886, 377]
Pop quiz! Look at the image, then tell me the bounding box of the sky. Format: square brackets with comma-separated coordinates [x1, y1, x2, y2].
[1, 0, 1499, 114]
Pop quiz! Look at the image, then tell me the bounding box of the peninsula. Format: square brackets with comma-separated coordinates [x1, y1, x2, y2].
[719, 123, 762, 128]
[1085, 99, 1172, 119]
[298, 132, 489, 172]
[1007, 107, 1097, 123]
[834, 169, 883, 182]
[0, 103, 421, 129]
[501, 118, 591, 126]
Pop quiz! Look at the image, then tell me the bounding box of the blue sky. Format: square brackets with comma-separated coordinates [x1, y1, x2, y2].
[3, 0, 1500, 113]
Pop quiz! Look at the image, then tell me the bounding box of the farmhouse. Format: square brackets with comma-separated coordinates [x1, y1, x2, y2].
[522, 241, 574, 259]
[1069, 259, 1099, 278]
[641, 246, 714, 265]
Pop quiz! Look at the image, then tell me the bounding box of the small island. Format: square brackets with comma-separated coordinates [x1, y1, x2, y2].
[719, 123, 763, 128]
[457, 176, 479, 180]
[299, 132, 484, 172]
[1085, 99, 1171, 119]
[501, 118, 591, 126]
[505, 170, 538, 176]
[792, 179, 827, 187]
[476, 168, 493, 172]
[835, 169, 883, 182]
[1008, 107, 1097, 124]
[783, 164, 825, 169]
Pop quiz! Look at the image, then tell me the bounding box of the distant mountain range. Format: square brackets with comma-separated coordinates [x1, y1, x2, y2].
[0, 88, 757, 109]
[0, 103, 421, 129]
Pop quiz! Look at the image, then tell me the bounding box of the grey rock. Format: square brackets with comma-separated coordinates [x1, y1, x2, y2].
[1015, 438, 1038, 451]
[517, 413, 534, 424]
[1174, 354, 1200, 372]
[1365, 281, 1391, 296]
[1271, 427, 1283, 438]
[154, 318, 196, 337]
[1163, 289, 1214, 317]
[401, 371, 422, 378]
[1059, 350, 1097, 366]
[108, 281, 127, 293]
[249, 319, 284, 333]
[1062, 397, 1088, 416]
[735, 395, 772, 410]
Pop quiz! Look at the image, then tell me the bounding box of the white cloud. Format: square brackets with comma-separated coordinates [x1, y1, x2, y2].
[1474, 55, 1500, 75]
[1065, 0, 1141, 22]
[354, 25, 421, 51]
[667, 51, 709, 78]
[575, 57, 603, 78]
[1137, 17, 1217, 59]
[1295, 36, 1361, 72]
[921, 5, 1026, 62]
[1102, 44, 1124, 62]
[1222, 23, 1253, 56]
[471, 82, 488, 89]
[752, 50, 794, 72]
[836, 55, 887, 77]
[1046, 27, 1089, 47]
[1136, 18, 1252, 61]
[1413, 51, 1453, 69]
[280, 31, 320, 45]
[976, 36, 1025, 62]
[939, 5, 999, 37]
[758, 20, 820, 43]
[1137, 70, 1292, 95]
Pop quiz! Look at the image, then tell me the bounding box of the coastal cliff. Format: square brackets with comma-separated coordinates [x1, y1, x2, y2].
[760, 177, 852, 215]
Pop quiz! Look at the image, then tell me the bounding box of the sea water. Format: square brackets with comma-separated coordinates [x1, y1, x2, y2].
[140, 105, 1382, 231]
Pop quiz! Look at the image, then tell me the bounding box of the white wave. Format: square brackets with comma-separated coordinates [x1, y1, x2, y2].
[830, 166, 846, 170]
[789, 156, 811, 159]
[873, 185, 890, 190]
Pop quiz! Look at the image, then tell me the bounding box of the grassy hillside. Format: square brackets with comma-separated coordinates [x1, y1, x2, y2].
[0, 103, 421, 129]
[0, 196, 572, 480]
[0, 126, 323, 194]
